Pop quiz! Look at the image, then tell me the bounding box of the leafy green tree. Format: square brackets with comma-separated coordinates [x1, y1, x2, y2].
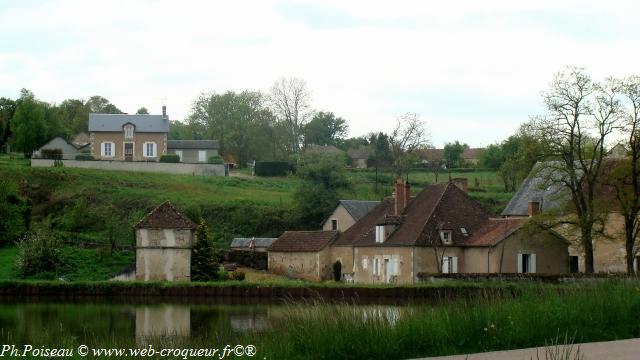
[10, 89, 47, 157]
[443, 140, 468, 168]
[86, 96, 123, 114]
[303, 112, 348, 147]
[136, 107, 149, 114]
[56, 99, 89, 136]
[295, 154, 352, 227]
[338, 136, 369, 151]
[480, 143, 504, 170]
[0, 180, 27, 246]
[191, 218, 222, 281]
[0, 97, 16, 152]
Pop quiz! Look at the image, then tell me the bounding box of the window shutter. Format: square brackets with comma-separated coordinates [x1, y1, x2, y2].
[517, 254, 522, 273]
[530, 254, 536, 273]
[442, 257, 450, 274]
[452, 257, 458, 274]
[101, 143, 106, 156]
[153, 143, 157, 157]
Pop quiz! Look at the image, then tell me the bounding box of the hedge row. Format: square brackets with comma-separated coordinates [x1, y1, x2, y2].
[255, 161, 295, 177]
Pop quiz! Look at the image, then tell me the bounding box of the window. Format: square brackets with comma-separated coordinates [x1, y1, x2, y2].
[388, 259, 399, 276]
[331, 219, 338, 231]
[362, 257, 368, 270]
[440, 230, 452, 244]
[143, 142, 157, 158]
[373, 258, 380, 275]
[101, 142, 114, 157]
[124, 125, 134, 139]
[198, 150, 206, 162]
[460, 227, 468, 236]
[375, 225, 385, 243]
[175, 150, 183, 161]
[442, 256, 458, 273]
[517, 253, 536, 273]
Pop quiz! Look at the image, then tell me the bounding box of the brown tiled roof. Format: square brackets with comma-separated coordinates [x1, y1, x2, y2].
[269, 231, 338, 252]
[462, 148, 485, 159]
[134, 201, 197, 229]
[463, 218, 525, 246]
[334, 182, 493, 247]
[416, 148, 444, 161]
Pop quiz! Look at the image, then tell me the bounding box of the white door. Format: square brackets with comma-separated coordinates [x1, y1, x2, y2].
[198, 150, 206, 162]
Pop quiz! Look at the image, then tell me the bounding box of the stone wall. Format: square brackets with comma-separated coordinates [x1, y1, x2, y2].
[135, 228, 194, 281]
[32, 159, 225, 176]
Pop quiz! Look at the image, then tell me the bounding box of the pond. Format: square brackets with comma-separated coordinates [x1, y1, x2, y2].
[0, 298, 404, 347]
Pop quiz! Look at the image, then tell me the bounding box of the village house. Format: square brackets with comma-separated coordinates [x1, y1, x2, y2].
[417, 147, 485, 166]
[347, 147, 373, 168]
[268, 179, 568, 283]
[502, 161, 635, 273]
[88, 106, 218, 162]
[321, 200, 380, 232]
[268, 231, 339, 281]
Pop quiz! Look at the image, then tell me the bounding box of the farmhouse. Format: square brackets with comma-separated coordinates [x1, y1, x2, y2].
[268, 178, 568, 283]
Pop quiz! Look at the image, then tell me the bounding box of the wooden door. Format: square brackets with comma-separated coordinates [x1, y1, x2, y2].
[125, 143, 133, 161]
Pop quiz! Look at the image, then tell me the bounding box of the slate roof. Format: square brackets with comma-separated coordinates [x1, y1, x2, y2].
[268, 231, 338, 252]
[334, 182, 492, 247]
[230, 238, 277, 249]
[168, 140, 220, 150]
[501, 162, 569, 217]
[88, 114, 169, 133]
[134, 201, 196, 229]
[340, 200, 381, 221]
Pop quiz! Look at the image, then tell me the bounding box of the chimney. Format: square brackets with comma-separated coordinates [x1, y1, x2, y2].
[452, 178, 468, 193]
[528, 201, 540, 217]
[395, 178, 410, 215]
[162, 105, 167, 119]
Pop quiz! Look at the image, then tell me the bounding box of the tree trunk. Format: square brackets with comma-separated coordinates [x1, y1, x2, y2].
[582, 227, 595, 273]
[626, 220, 636, 274]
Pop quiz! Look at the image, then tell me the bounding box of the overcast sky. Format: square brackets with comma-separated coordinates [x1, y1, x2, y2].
[1, 1, 639, 147]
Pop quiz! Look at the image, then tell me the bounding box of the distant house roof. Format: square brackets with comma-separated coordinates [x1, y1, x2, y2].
[72, 132, 90, 148]
[334, 182, 492, 247]
[230, 238, 277, 249]
[89, 113, 169, 133]
[501, 162, 568, 217]
[462, 148, 484, 160]
[167, 140, 220, 150]
[269, 231, 339, 252]
[134, 201, 196, 229]
[305, 144, 343, 155]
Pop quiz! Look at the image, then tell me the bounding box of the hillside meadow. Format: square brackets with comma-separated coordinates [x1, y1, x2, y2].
[0, 155, 511, 281]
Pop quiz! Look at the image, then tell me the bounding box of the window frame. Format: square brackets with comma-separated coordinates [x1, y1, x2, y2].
[440, 230, 452, 244]
[101, 142, 115, 158]
[143, 142, 157, 158]
[198, 150, 207, 162]
[331, 219, 338, 231]
[123, 124, 134, 139]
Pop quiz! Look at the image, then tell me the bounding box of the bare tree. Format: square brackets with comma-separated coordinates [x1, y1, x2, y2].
[605, 76, 640, 273]
[389, 113, 429, 177]
[528, 67, 621, 273]
[268, 77, 312, 154]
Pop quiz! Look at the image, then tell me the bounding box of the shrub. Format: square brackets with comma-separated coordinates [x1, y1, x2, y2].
[208, 156, 224, 164]
[16, 230, 63, 276]
[191, 218, 222, 281]
[0, 180, 27, 246]
[75, 154, 94, 161]
[159, 154, 180, 163]
[230, 271, 246, 281]
[41, 149, 62, 159]
[255, 161, 295, 177]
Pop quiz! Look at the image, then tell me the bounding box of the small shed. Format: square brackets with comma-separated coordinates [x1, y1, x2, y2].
[33, 137, 89, 159]
[230, 237, 277, 252]
[134, 201, 196, 281]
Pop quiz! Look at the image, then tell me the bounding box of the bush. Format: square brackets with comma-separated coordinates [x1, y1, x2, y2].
[75, 154, 94, 161]
[159, 154, 180, 163]
[16, 230, 63, 276]
[41, 149, 62, 159]
[0, 180, 27, 246]
[255, 161, 295, 177]
[230, 271, 245, 281]
[208, 156, 224, 164]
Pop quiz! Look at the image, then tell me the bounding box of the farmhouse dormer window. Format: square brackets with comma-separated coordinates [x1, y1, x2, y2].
[375, 225, 385, 243]
[440, 230, 452, 244]
[124, 125, 134, 139]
